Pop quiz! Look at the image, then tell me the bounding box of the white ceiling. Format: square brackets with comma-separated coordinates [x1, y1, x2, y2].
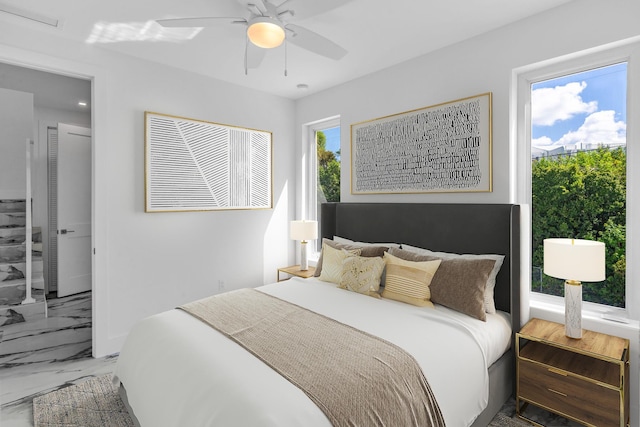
[0, 0, 573, 101]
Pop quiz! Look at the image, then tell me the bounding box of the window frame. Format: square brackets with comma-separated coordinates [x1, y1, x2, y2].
[513, 40, 640, 322]
[302, 116, 340, 256]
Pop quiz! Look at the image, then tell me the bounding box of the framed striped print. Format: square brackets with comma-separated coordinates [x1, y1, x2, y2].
[144, 112, 272, 212]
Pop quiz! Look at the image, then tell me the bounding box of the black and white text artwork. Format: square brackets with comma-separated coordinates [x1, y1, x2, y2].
[351, 93, 492, 194]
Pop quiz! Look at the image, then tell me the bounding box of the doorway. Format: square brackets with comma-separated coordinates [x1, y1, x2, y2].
[0, 61, 92, 331]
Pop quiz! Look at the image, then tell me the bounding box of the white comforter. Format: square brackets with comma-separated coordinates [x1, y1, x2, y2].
[114, 277, 511, 427]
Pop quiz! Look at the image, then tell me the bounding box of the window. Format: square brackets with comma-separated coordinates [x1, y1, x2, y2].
[316, 125, 341, 204]
[304, 117, 340, 252]
[530, 64, 627, 308]
[515, 41, 639, 320]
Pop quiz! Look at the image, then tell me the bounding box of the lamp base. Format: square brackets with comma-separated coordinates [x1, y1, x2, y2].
[565, 280, 582, 339]
[300, 241, 308, 271]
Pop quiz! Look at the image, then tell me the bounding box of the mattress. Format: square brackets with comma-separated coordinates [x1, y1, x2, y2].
[113, 277, 512, 427]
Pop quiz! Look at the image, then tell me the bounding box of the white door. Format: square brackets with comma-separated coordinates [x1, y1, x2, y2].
[57, 123, 91, 297]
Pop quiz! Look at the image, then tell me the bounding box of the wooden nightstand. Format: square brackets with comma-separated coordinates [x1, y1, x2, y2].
[277, 265, 316, 282]
[516, 318, 629, 427]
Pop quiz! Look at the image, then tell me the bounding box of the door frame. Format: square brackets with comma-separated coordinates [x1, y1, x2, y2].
[0, 44, 110, 357]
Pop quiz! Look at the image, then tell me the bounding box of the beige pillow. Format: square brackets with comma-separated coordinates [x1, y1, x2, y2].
[339, 255, 385, 298]
[318, 244, 361, 284]
[389, 247, 494, 321]
[399, 244, 504, 314]
[314, 238, 389, 277]
[381, 252, 441, 307]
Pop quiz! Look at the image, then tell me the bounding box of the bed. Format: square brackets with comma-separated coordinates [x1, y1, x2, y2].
[114, 202, 521, 427]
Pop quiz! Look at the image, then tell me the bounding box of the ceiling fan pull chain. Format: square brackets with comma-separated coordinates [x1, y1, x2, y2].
[284, 40, 288, 77]
[244, 36, 249, 75]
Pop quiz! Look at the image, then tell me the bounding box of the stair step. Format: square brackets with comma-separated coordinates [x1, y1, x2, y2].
[0, 282, 45, 305]
[0, 289, 47, 326]
[0, 245, 27, 263]
[0, 211, 26, 227]
[33, 226, 42, 243]
[0, 226, 44, 244]
[0, 281, 28, 305]
[0, 200, 26, 213]
[0, 257, 43, 282]
[0, 225, 25, 239]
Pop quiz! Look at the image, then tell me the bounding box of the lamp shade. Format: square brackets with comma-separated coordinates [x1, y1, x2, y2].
[247, 17, 285, 48]
[543, 238, 605, 282]
[290, 220, 318, 241]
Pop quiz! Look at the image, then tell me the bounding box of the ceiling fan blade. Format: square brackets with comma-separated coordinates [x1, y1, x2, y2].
[157, 17, 246, 28]
[280, 0, 353, 20]
[246, 43, 266, 69]
[285, 24, 347, 60]
[251, 0, 269, 14]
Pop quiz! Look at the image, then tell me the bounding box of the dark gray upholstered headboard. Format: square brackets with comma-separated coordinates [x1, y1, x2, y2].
[320, 203, 521, 333]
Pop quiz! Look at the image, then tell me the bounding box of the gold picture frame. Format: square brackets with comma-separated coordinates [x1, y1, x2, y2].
[350, 92, 492, 194]
[145, 111, 272, 212]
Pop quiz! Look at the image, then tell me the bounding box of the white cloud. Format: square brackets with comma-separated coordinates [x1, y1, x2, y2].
[532, 81, 598, 126]
[532, 136, 554, 146]
[554, 110, 626, 148]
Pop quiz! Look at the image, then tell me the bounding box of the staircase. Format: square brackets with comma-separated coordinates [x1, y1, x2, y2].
[0, 199, 46, 327]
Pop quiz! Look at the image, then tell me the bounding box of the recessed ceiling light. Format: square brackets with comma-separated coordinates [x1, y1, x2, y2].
[78, 101, 88, 107]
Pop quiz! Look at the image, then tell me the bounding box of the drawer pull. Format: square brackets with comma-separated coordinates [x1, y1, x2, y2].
[548, 367, 568, 376]
[548, 388, 567, 397]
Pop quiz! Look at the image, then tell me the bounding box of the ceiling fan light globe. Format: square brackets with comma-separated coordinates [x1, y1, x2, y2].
[247, 18, 285, 48]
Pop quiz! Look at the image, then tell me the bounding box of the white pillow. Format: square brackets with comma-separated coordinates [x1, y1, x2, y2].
[333, 235, 400, 248]
[400, 243, 504, 314]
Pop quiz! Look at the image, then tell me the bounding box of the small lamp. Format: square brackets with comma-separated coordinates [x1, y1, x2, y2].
[290, 220, 318, 271]
[543, 238, 605, 339]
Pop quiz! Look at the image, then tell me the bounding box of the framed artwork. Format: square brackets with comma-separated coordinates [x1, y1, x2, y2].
[145, 112, 272, 212]
[350, 93, 492, 194]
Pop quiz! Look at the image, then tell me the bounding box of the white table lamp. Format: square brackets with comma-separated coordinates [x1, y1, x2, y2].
[290, 220, 318, 271]
[543, 238, 605, 339]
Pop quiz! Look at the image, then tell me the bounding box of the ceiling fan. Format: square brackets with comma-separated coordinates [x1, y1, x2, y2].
[156, 0, 348, 72]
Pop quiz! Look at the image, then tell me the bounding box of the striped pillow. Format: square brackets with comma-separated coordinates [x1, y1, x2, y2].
[381, 252, 441, 307]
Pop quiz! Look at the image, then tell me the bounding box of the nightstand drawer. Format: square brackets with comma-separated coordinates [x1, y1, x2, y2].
[519, 359, 620, 426]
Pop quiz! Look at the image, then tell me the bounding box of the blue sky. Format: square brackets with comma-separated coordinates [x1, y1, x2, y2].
[531, 62, 627, 148]
[323, 126, 341, 159]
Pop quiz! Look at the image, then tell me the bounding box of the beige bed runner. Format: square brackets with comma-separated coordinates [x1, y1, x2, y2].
[179, 288, 446, 427]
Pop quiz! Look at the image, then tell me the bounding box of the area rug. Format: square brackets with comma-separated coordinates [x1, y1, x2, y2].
[32, 374, 134, 427]
[489, 412, 533, 426]
[34, 374, 528, 427]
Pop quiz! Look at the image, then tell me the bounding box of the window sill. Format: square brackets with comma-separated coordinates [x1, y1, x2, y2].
[307, 251, 320, 267]
[529, 297, 639, 337]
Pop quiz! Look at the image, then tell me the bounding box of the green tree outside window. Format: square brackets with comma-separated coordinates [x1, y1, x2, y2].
[317, 130, 340, 203]
[532, 147, 626, 307]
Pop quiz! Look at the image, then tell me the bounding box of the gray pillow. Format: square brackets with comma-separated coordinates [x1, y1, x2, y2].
[388, 247, 496, 321]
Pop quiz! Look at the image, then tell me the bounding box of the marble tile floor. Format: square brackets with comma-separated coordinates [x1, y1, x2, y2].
[0, 291, 119, 427]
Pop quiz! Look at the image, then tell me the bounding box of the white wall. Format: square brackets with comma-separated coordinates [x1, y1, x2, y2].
[0, 21, 296, 357]
[296, 0, 640, 203]
[0, 88, 33, 199]
[295, 0, 640, 424]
